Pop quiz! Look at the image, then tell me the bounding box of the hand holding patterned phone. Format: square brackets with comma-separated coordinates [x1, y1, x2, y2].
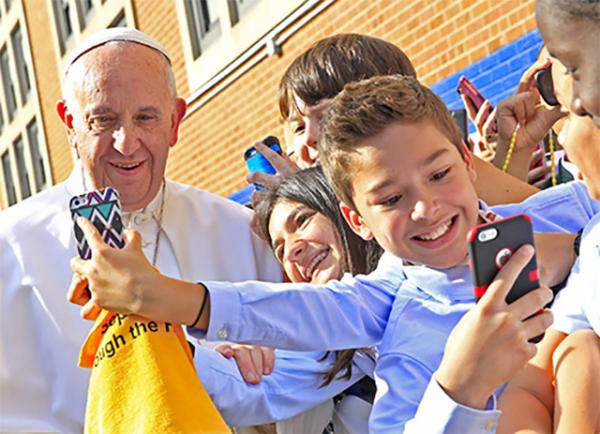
[69, 187, 125, 259]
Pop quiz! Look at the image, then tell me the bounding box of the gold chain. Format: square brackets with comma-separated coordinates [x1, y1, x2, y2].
[502, 124, 520, 172]
[548, 131, 556, 187]
[501, 123, 556, 187]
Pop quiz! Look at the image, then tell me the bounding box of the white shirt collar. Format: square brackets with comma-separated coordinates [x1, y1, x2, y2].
[65, 160, 164, 227]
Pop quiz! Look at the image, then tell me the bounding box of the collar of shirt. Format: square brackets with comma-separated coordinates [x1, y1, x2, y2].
[389, 201, 491, 305]
[121, 188, 163, 229]
[401, 264, 474, 304]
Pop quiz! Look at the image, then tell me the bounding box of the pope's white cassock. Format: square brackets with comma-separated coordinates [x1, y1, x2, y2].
[0, 162, 281, 432]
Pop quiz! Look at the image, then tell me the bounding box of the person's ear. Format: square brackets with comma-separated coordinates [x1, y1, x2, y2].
[339, 202, 374, 241]
[461, 141, 477, 183]
[56, 100, 77, 149]
[169, 98, 187, 148]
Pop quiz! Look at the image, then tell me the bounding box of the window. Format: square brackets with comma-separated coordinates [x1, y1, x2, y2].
[53, 0, 74, 55]
[228, 0, 259, 26]
[27, 119, 47, 192]
[0, 45, 17, 122]
[10, 24, 31, 105]
[185, 0, 222, 59]
[0, 100, 4, 134]
[76, 0, 95, 28]
[2, 151, 17, 206]
[14, 135, 31, 200]
[109, 10, 127, 28]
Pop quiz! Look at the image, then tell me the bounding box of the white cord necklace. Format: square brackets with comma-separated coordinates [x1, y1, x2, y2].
[149, 181, 166, 266]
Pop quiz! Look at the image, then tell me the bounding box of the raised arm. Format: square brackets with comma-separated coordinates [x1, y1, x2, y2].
[472, 155, 539, 206]
[69, 217, 401, 351]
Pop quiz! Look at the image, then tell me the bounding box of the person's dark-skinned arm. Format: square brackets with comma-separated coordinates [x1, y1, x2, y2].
[492, 92, 566, 182]
[472, 155, 540, 205]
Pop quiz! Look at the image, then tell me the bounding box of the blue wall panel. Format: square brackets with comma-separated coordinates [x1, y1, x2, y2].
[431, 30, 544, 133]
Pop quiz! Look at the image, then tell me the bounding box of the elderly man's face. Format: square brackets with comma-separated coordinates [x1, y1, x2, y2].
[58, 43, 186, 211]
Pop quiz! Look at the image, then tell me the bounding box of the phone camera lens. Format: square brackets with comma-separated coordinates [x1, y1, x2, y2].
[478, 228, 498, 242]
[495, 248, 513, 269]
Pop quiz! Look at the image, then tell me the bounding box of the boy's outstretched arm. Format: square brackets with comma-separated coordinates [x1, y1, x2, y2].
[69, 217, 399, 350]
[434, 245, 554, 409]
[68, 219, 206, 325]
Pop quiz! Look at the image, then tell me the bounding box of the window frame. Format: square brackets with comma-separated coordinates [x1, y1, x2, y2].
[1, 149, 17, 206]
[13, 134, 31, 200]
[176, 0, 306, 94]
[52, 0, 75, 55]
[10, 22, 32, 105]
[26, 118, 49, 192]
[76, 0, 96, 30]
[184, 0, 223, 59]
[0, 43, 17, 122]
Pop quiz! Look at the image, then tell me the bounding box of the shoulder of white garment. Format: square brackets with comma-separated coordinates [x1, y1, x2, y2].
[164, 179, 254, 223]
[0, 182, 69, 241]
[163, 179, 281, 282]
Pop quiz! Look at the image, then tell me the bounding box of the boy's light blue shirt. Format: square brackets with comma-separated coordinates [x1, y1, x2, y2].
[194, 346, 375, 426]
[195, 181, 599, 433]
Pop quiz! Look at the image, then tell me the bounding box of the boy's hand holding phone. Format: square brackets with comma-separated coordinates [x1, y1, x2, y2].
[435, 245, 554, 410]
[68, 217, 163, 320]
[456, 77, 498, 161]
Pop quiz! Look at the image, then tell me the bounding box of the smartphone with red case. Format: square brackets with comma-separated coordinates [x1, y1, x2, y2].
[467, 214, 543, 342]
[457, 76, 497, 134]
[69, 187, 125, 260]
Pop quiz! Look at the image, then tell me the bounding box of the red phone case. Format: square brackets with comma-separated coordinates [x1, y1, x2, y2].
[467, 214, 543, 342]
[467, 214, 539, 302]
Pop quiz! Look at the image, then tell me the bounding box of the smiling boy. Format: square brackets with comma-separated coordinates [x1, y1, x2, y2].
[70, 75, 599, 433]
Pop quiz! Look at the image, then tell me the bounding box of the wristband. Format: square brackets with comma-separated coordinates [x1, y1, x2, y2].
[189, 284, 209, 328]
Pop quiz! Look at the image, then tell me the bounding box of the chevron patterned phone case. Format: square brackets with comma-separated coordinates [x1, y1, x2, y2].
[69, 187, 125, 260]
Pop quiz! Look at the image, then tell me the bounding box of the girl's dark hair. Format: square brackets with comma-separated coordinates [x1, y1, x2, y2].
[256, 167, 383, 385]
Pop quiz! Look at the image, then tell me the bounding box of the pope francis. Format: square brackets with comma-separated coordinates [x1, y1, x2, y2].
[0, 28, 281, 432]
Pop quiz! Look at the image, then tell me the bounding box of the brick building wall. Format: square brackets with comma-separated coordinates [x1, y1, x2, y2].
[2, 0, 539, 208]
[168, 0, 538, 198]
[22, 0, 65, 184]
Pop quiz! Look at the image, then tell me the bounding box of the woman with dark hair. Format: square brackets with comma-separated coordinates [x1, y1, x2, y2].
[240, 167, 382, 433]
[256, 166, 383, 280]
[194, 167, 381, 433]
